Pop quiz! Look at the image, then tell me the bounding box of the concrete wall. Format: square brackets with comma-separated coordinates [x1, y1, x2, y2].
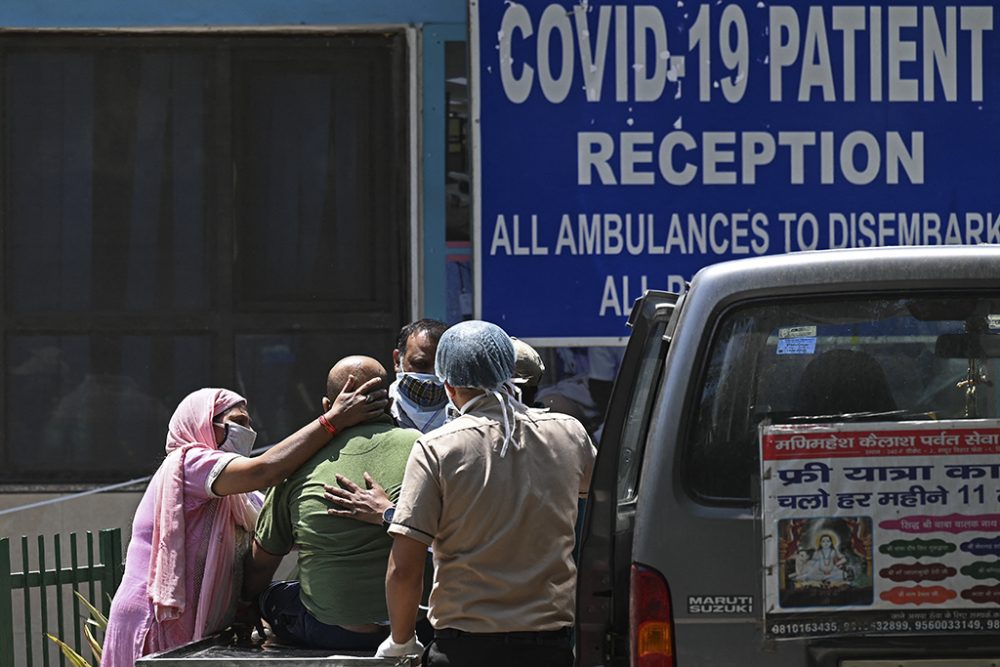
[0, 493, 143, 545]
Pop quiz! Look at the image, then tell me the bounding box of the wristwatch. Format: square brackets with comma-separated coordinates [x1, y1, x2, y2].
[382, 505, 396, 529]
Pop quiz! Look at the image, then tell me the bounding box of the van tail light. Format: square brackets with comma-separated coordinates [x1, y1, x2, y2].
[630, 562, 675, 667]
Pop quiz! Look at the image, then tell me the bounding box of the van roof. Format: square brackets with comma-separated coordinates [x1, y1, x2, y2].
[690, 245, 1000, 302]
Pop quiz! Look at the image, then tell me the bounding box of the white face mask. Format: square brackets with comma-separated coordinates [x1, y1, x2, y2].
[218, 421, 257, 456]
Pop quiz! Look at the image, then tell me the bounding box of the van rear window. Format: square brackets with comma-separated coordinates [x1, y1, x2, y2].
[685, 293, 1000, 504]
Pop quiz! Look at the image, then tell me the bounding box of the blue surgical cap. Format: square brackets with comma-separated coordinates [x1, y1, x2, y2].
[435, 320, 516, 391]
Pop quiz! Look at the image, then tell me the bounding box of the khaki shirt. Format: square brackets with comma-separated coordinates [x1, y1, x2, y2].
[388, 397, 596, 633]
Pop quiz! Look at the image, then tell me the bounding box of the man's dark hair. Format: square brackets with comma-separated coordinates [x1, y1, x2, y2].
[396, 319, 449, 356]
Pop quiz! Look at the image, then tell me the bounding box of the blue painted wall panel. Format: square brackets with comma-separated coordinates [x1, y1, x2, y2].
[422, 22, 467, 322]
[0, 0, 465, 27]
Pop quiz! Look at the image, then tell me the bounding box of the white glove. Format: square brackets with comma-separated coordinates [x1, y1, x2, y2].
[375, 633, 424, 658]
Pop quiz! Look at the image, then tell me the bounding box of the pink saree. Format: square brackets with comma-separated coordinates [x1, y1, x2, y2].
[101, 388, 260, 666]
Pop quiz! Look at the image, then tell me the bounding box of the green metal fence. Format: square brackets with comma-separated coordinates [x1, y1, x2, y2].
[0, 529, 123, 667]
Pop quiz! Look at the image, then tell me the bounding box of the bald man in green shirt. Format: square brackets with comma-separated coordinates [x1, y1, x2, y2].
[242, 356, 418, 651]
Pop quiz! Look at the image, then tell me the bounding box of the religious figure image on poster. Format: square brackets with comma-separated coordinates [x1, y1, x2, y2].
[779, 516, 874, 608]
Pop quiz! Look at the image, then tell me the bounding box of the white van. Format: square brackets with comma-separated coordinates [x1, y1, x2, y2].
[576, 246, 1000, 667]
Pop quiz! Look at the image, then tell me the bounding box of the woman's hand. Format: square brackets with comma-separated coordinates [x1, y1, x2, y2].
[212, 374, 390, 497]
[327, 375, 389, 430]
[324, 472, 392, 525]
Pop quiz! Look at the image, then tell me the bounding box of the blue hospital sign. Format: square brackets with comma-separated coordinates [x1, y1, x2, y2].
[470, 0, 1000, 344]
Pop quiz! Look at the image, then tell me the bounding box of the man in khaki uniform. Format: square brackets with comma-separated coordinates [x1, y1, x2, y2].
[376, 320, 596, 666]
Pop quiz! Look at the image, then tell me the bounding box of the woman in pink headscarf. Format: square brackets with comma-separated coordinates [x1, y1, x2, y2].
[101, 377, 386, 666]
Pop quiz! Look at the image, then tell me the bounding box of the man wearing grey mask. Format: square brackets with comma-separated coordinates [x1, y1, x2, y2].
[388, 319, 450, 434]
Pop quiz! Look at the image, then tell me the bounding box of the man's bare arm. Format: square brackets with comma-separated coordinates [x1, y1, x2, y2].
[242, 540, 285, 604]
[385, 534, 427, 643]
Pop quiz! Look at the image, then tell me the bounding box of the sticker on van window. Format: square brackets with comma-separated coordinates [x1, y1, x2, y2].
[777, 337, 817, 355]
[779, 326, 817, 339]
[687, 595, 753, 615]
[988, 315, 1000, 330]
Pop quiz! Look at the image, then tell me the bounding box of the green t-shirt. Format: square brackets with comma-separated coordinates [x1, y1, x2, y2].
[255, 416, 418, 625]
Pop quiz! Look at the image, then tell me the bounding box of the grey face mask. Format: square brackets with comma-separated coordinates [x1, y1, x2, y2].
[396, 372, 448, 409]
[218, 422, 257, 456]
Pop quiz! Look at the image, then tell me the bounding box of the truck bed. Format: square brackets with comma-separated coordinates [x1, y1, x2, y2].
[136, 635, 419, 666]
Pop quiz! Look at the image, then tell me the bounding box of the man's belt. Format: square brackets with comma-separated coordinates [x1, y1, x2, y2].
[434, 627, 571, 642]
